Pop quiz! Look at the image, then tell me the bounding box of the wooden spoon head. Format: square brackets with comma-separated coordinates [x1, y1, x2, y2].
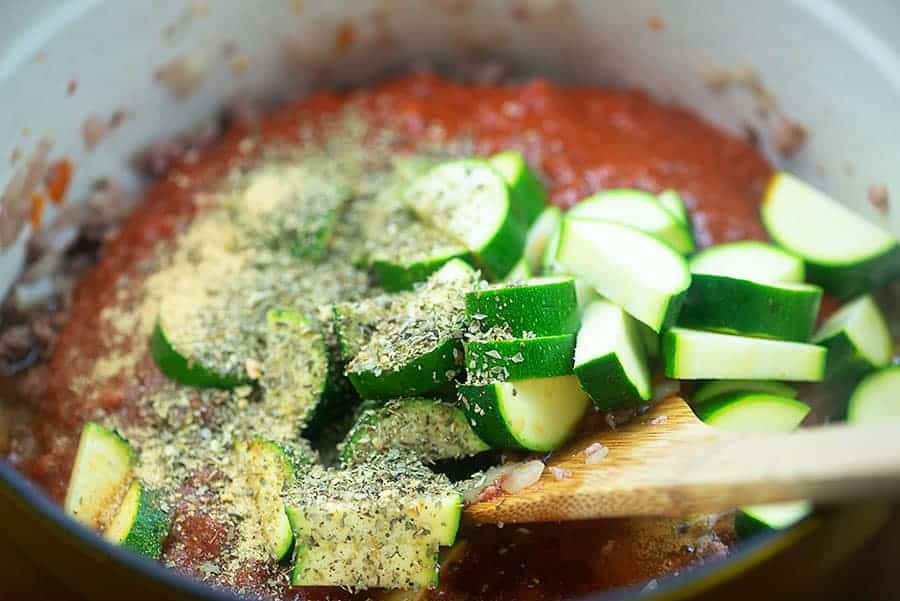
[465, 396, 721, 523]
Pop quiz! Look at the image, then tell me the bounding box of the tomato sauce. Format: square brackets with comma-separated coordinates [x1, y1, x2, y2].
[7, 73, 770, 599]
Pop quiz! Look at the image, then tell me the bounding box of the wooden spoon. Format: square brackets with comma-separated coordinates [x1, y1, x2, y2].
[465, 396, 900, 524]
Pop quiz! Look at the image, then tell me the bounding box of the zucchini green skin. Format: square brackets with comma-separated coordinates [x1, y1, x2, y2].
[348, 339, 461, 400]
[150, 321, 248, 389]
[457, 383, 524, 450]
[476, 207, 528, 281]
[463, 334, 576, 382]
[677, 274, 822, 342]
[803, 245, 900, 299]
[106, 482, 171, 559]
[847, 366, 900, 425]
[574, 354, 647, 411]
[372, 252, 474, 292]
[692, 380, 797, 404]
[815, 330, 880, 391]
[489, 150, 547, 229]
[465, 277, 580, 338]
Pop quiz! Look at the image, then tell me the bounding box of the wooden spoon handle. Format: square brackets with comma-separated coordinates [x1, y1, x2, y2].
[466, 397, 900, 523]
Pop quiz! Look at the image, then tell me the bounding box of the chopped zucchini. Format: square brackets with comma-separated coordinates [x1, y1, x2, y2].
[523, 206, 562, 274]
[233, 162, 353, 260]
[404, 159, 526, 280]
[663, 328, 827, 381]
[567, 189, 694, 254]
[262, 308, 329, 427]
[465, 276, 580, 338]
[340, 398, 489, 466]
[678, 274, 822, 342]
[346, 260, 478, 399]
[64, 422, 136, 530]
[104, 481, 171, 560]
[695, 392, 811, 538]
[464, 334, 576, 382]
[489, 150, 547, 229]
[365, 169, 473, 291]
[150, 319, 249, 389]
[812, 295, 892, 388]
[695, 392, 811, 433]
[555, 218, 691, 332]
[574, 299, 651, 410]
[657, 189, 691, 228]
[692, 380, 797, 405]
[847, 366, 900, 425]
[286, 461, 461, 589]
[689, 240, 805, 283]
[235, 438, 299, 561]
[762, 172, 900, 298]
[458, 375, 590, 452]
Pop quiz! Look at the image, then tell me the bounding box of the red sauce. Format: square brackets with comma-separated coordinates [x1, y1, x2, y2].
[10, 73, 771, 599]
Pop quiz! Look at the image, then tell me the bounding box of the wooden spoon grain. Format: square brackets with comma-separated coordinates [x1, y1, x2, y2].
[465, 396, 900, 523]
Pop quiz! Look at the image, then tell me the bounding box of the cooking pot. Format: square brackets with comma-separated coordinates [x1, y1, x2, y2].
[1, 1, 898, 600]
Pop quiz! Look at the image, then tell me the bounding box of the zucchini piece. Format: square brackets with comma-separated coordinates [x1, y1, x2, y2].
[458, 375, 590, 452]
[689, 240, 805, 283]
[488, 150, 547, 229]
[333, 299, 392, 362]
[340, 398, 489, 466]
[262, 308, 329, 427]
[692, 380, 797, 404]
[404, 159, 526, 280]
[567, 189, 695, 254]
[347, 260, 478, 399]
[812, 295, 892, 388]
[465, 276, 580, 338]
[735, 502, 813, 539]
[678, 274, 822, 342]
[150, 319, 249, 389]
[464, 334, 576, 382]
[761, 172, 900, 298]
[696, 392, 811, 538]
[694, 392, 811, 433]
[286, 462, 461, 589]
[555, 218, 691, 332]
[104, 481, 171, 559]
[574, 299, 651, 410]
[236, 438, 299, 561]
[663, 327, 827, 381]
[502, 257, 532, 282]
[64, 422, 136, 530]
[657, 189, 691, 228]
[234, 163, 352, 260]
[524, 206, 562, 274]
[847, 366, 900, 425]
